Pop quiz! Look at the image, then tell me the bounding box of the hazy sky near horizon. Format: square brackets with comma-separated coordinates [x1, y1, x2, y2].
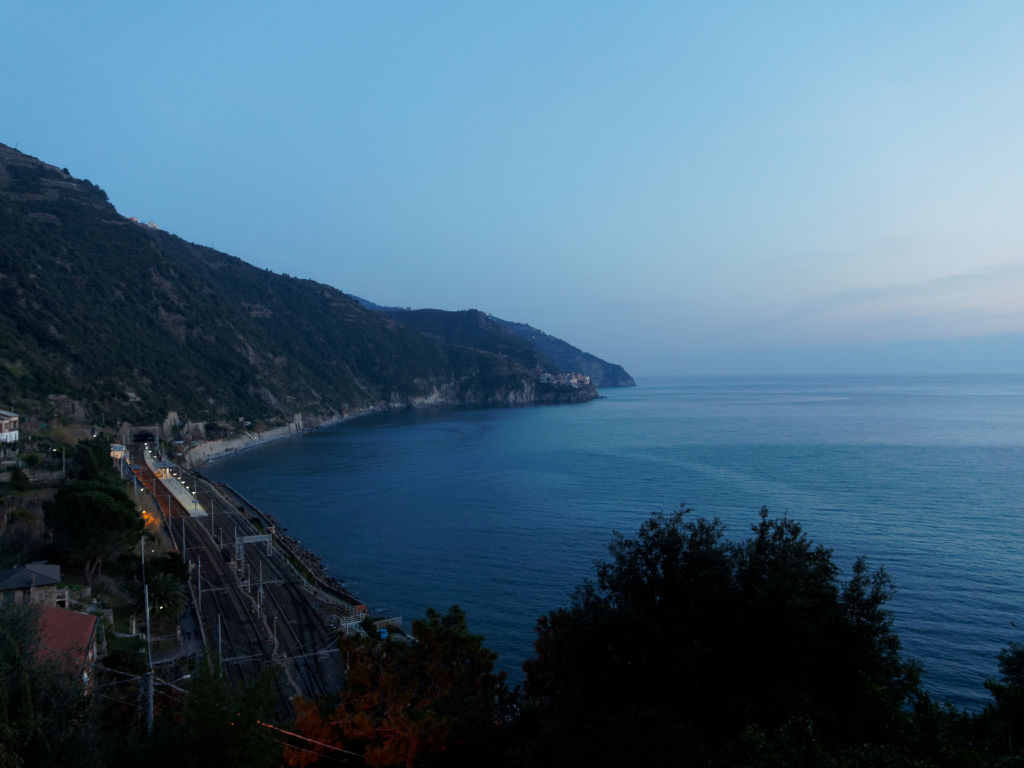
[5, 2, 1024, 376]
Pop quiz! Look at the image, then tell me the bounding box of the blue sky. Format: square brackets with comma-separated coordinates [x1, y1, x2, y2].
[4, 2, 1024, 376]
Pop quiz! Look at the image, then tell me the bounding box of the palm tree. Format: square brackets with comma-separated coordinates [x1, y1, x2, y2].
[147, 571, 186, 622]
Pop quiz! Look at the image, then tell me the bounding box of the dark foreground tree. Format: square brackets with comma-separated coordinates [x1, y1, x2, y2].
[977, 642, 1024, 763]
[158, 662, 278, 768]
[44, 480, 143, 585]
[0, 604, 101, 768]
[517, 506, 922, 766]
[288, 606, 508, 767]
[104, 661, 279, 768]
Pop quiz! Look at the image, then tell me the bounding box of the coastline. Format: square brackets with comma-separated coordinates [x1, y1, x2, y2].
[205, 475, 368, 609]
[184, 383, 604, 468]
[183, 406, 380, 468]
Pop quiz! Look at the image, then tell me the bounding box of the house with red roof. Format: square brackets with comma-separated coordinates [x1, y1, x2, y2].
[36, 605, 99, 690]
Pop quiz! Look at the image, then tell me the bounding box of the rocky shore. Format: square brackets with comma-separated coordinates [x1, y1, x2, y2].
[184, 384, 599, 468]
[183, 409, 369, 467]
[208, 477, 364, 608]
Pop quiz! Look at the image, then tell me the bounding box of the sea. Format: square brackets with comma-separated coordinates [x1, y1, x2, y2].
[205, 375, 1024, 711]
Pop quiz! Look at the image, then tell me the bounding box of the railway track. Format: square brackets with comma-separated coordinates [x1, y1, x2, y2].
[131, 444, 347, 717]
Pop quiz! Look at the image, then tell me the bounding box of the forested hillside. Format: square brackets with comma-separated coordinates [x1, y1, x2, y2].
[0, 144, 598, 427]
[356, 300, 636, 388]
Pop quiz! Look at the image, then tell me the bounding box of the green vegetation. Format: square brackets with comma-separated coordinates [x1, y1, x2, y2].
[287, 506, 1024, 767]
[68, 437, 121, 484]
[0, 604, 102, 768]
[518, 506, 919, 765]
[7, 482, 1024, 766]
[44, 481, 144, 585]
[5, 467, 29, 492]
[291, 606, 508, 767]
[0, 144, 595, 429]
[143, 572, 185, 622]
[136, 663, 278, 768]
[0, 438, 250, 766]
[493, 316, 636, 387]
[358, 301, 636, 388]
[379, 308, 558, 372]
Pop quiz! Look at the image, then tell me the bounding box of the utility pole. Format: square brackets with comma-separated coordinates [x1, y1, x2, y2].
[144, 584, 154, 736]
[257, 561, 264, 617]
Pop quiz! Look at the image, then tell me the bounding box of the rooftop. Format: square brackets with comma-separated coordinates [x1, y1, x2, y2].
[0, 562, 60, 591]
[37, 604, 98, 673]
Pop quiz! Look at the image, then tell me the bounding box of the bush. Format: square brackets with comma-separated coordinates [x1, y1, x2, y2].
[8, 465, 30, 491]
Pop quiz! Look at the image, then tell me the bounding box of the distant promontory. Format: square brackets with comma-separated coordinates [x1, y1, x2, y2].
[355, 301, 636, 389]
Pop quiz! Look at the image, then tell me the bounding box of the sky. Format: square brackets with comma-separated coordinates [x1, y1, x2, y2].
[4, 1, 1024, 376]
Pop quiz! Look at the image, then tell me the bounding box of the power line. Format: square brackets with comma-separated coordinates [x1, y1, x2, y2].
[257, 720, 364, 760]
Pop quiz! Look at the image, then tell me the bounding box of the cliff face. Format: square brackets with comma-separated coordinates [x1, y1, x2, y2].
[0, 143, 595, 426]
[405, 375, 596, 408]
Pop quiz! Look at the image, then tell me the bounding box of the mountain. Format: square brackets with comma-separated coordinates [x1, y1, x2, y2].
[492, 318, 635, 388]
[360, 307, 557, 372]
[355, 301, 635, 388]
[0, 143, 598, 429]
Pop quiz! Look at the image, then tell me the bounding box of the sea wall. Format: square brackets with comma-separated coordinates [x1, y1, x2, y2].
[183, 413, 335, 467]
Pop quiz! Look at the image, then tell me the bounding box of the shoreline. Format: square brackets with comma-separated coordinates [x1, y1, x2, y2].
[184, 406, 381, 468]
[204, 475, 368, 610]
[184, 385, 605, 468]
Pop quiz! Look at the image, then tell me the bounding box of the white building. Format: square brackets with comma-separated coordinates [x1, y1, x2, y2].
[0, 410, 18, 444]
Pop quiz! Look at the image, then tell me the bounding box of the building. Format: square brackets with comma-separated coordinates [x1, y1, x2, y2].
[0, 409, 17, 444]
[37, 605, 100, 690]
[0, 562, 61, 606]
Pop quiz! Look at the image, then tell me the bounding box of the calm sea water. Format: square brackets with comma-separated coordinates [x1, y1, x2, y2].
[206, 375, 1024, 710]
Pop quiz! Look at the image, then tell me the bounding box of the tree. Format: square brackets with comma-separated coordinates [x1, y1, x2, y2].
[150, 662, 279, 768]
[151, 552, 189, 581]
[6, 468, 29, 492]
[288, 606, 507, 767]
[981, 642, 1024, 760]
[145, 572, 186, 623]
[0, 604, 101, 768]
[44, 481, 144, 585]
[68, 437, 118, 484]
[102, 660, 280, 768]
[520, 506, 921, 766]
